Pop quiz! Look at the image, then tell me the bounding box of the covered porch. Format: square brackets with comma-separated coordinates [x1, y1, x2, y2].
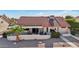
[22, 26, 55, 35]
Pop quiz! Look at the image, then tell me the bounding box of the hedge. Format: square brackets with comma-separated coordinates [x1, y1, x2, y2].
[51, 32, 60, 38]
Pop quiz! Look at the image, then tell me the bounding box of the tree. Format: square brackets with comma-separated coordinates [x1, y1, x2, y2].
[65, 15, 76, 22]
[11, 25, 24, 41]
[65, 15, 73, 19]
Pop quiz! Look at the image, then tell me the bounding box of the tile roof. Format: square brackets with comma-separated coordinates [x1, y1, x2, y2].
[17, 16, 70, 28]
[17, 16, 52, 27]
[76, 16, 79, 18]
[55, 17, 71, 28]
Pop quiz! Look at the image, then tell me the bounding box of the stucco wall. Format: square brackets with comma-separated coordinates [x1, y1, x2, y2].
[7, 35, 50, 40]
[59, 27, 70, 34]
[0, 18, 9, 34]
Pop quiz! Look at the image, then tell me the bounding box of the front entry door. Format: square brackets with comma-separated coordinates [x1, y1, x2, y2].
[32, 28, 38, 34]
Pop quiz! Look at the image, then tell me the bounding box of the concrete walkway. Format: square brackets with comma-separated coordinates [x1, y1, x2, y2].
[71, 35, 79, 40]
[60, 36, 78, 47]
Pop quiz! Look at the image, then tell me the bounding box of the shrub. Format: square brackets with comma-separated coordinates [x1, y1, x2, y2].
[51, 32, 60, 38]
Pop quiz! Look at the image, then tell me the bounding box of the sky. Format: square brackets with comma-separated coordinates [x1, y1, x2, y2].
[0, 10, 79, 18]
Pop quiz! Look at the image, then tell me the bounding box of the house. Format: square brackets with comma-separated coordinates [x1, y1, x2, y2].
[17, 15, 71, 34]
[0, 15, 11, 34]
[7, 15, 71, 40]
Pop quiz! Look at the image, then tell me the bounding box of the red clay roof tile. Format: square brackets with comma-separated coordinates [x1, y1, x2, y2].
[17, 16, 52, 27]
[17, 16, 70, 28]
[55, 17, 71, 28]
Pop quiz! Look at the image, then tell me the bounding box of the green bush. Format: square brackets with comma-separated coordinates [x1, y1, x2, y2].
[51, 32, 60, 38]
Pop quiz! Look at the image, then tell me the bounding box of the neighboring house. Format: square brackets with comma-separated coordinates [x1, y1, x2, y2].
[10, 18, 17, 25]
[0, 15, 11, 34]
[17, 15, 71, 34]
[75, 16, 79, 22]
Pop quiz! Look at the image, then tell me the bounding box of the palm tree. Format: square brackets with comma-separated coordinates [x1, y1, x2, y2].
[11, 25, 24, 41]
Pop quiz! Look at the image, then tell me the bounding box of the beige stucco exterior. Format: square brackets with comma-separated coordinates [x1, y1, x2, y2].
[0, 18, 9, 34]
